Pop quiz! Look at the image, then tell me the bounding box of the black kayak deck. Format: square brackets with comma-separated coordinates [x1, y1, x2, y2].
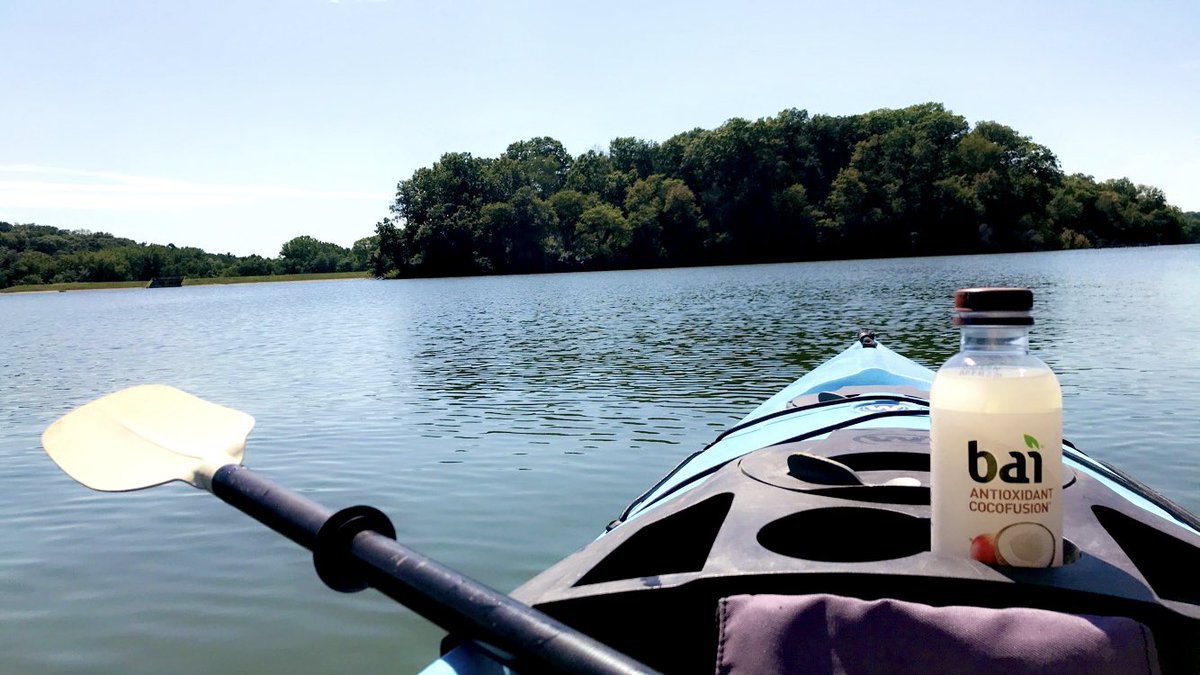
[502, 427, 1200, 673]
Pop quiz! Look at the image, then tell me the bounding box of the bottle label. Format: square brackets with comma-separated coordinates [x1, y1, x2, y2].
[931, 410, 1063, 566]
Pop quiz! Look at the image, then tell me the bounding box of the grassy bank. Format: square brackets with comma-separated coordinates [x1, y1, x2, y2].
[186, 271, 370, 286]
[0, 271, 370, 294]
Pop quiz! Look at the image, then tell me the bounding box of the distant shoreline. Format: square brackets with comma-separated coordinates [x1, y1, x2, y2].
[0, 271, 371, 295]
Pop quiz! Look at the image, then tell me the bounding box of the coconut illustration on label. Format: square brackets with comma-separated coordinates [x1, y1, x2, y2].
[968, 523, 1056, 567]
[995, 522, 1056, 567]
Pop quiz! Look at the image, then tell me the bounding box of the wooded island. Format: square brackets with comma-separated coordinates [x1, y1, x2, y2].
[373, 103, 1198, 277]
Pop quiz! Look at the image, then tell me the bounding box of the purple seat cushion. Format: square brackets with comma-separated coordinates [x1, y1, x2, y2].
[716, 594, 1159, 675]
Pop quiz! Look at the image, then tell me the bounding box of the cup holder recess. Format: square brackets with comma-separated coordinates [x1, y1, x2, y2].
[758, 507, 930, 562]
[759, 507, 1083, 566]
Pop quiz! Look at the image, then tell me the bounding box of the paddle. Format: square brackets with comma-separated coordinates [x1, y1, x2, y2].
[42, 385, 657, 675]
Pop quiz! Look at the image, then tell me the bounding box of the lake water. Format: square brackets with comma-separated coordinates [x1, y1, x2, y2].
[2, 246, 1198, 673]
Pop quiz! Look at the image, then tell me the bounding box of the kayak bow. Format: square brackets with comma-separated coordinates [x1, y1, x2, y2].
[427, 337, 1200, 674]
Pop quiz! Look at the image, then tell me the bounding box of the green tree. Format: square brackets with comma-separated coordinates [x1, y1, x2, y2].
[547, 190, 600, 264]
[373, 218, 407, 277]
[78, 249, 131, 282]
[772, 183, 823, 256]
[279, 235, 350, 274]
[624, 175, 707, 265]
[124, 245, 169, 280]
[13, 250, 57, 284]
[412, 210, 487, 276]
[389, 152, 494, 276]
[393, 152, 490, 228]
[1047, 174, 1101, 248]
[1184, 212, 1200, 242]
[479, 187, 558, 273]
[953, 121, 1062, 249]
[573, 204, 631, 268]
[664, 114, 798, 261]
[562, 149, 634, 210]
[824, 104, 970, 255]
[501, 137, 572, 197]
[0, 221, 379, 289]
[609, 137, 659, 179]
[1046, 175, 1189, 248]
[349, 236, 378, 271]
[230, 254, 276, 276]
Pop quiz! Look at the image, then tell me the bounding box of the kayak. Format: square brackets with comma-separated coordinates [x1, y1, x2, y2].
[424, 335, 1200, 674]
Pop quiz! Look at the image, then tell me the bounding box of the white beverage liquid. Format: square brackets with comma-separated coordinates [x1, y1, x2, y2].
[930, 367, 1063, 566]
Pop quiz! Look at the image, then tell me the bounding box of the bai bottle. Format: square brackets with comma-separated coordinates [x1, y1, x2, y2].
[930, 288, 1063, 567]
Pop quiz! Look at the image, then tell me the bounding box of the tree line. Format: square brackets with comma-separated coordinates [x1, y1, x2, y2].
[5, 102, 1197, 289]
[374, 103, 1199, 277]
[0, 223, 377, 289]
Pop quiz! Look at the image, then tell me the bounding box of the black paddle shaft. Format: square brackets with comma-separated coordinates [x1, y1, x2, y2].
[210, 464, 657, 675]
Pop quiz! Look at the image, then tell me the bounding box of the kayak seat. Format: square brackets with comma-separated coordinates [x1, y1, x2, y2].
[716, 593, 1160, 675]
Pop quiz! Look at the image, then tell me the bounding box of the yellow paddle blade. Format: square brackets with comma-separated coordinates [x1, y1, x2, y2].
[41, 385, 255, 492]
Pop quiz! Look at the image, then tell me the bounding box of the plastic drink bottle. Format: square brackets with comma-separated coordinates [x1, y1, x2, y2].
[930, 288, 1063, 567]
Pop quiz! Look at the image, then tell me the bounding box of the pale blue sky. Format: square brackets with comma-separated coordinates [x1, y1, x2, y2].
[2, 0, 1197, 256]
